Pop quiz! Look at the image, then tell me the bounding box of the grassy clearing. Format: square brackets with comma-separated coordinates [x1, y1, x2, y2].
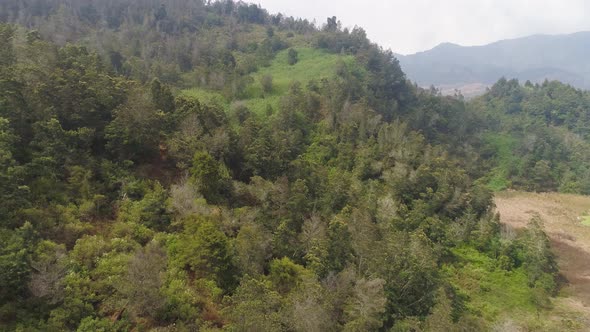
[243, 47, 355, 114]
[179, 89, 229, 110]
[444, 246, 579, 330]
[247, 48, 354, 95]
[445, 247, 536, 321]
[581, 215, 590, 226]
[179, 48, 355, 116]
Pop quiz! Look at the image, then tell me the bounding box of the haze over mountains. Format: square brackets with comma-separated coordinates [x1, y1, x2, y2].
[397, 31, 590, 95]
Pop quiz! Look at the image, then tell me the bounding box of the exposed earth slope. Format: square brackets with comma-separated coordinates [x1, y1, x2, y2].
[495, 191, 590, 329]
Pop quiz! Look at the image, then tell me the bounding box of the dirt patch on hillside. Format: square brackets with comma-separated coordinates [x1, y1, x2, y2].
[495, 191, 590, 326]
[551, 239, 590, 304]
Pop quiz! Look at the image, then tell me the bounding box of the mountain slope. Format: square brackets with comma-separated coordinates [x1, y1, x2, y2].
[398, 32, 590, 93]
[0, 1, 575, 331]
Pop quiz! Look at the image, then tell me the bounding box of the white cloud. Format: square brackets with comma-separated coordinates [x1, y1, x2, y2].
[255, 0, 590, 54]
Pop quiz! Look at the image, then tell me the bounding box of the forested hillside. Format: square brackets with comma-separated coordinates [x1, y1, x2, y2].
[474, 78, 590, 194]
[0, 1, 568, 331]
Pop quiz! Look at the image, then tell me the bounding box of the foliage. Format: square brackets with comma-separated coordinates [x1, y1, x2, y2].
[472, 78, 590, 194]
[0, 3, 566, 331]
[287, 48, 299, 65]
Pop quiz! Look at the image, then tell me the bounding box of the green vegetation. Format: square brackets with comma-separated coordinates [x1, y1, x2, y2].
[483, 133, 520, 191]
[241, 47, 355, 114]
[447, 247, 537, 319]
[257, 48, 350, 89]
[445, 246, 565, 331]
[179, 89, 229, 110]
[473, 78, 590, 194]
[445, 214, 560, 329]
[0, 1, 571, 331]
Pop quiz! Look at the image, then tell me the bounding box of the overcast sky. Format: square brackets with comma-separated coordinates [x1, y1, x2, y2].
[256, 0, 590, 55]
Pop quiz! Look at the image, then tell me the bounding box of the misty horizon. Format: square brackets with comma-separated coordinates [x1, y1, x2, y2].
[257, 0, 590, 55]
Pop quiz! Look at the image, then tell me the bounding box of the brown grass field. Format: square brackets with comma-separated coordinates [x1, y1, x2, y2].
[495, 191, 590, 328]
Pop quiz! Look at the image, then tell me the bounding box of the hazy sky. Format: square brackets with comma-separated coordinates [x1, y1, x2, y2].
[256, 0, 590, 55]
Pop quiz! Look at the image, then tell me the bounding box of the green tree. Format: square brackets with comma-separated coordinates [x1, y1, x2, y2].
[0, 118, 28, 224]
[344, 278, 387, 331]
[105, 87, 164, 161]
[28, 240, 67, 305]
[50, 44, 126, 133]
[117, 181, 171, 231]
[168, 217, 235, 289]
[325, 216, 354, 273]
[0, 223, 34, 303]
[287, 179, 310, 231]
[0, 24, 15, 67]
[531, 160, 555, 192]
[517, 215, 558, 292]
[190, 150, 232, 204]
[150, 79, 175, 114]
[260, 74, 273, 94]
[225, 276, 283, 332]
[235, 223, 271, 276]
[119, 241, 167, 318]
[269, 257, 307, 294]
[287, 48, 299, 65]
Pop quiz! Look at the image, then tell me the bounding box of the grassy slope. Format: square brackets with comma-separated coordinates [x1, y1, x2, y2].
[446, 247, 583, 330]
[244, 47, 355, 115]
[181, 47, 355, 115]
[445, 248, 536, 322]
[179, 88, 230, 109]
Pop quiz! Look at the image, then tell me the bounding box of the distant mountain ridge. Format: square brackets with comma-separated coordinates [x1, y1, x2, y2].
[397, 31, 590, 95]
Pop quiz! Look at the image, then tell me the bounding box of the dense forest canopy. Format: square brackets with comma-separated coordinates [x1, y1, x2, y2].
[473, 78, 590, 193]
[0, 1, 575, 331]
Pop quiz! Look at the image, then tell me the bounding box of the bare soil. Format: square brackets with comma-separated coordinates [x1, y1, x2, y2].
[495, 191, 590, 328]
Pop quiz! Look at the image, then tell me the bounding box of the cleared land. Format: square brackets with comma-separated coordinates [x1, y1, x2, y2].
[495, 191, 590, 329]
[181, 47, 355, 115]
